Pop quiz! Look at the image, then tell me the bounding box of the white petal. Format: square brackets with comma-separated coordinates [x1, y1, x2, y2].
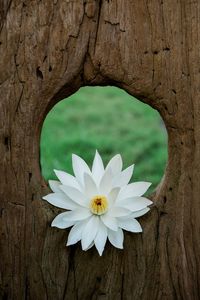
[108, 207, 131, 217]
[67, 221, 87, 246]
[92, 150, 104, 185]
[100, 213, 118, 231]
[116, 182, 152, 202]
[81, 216, 99, 250]
[51, 212, 75, 229]
[99, 168, 112, 195]
[131, 207, 150, 218]
[106, 154, 122, 175]
[107, 228, 124, 249]
[63, 208, 92, 221]
[49, 180, 61, 193]
[83, 173, 98, 200]
[60, 185, 88, 207]
[107, 187, 120, 206]
[117, 197, 152, 211]
[43, 192, 79, 210]
[119, 207, 150, 219]
[112, 165, 134, 187]
[118, 218, 142, 232]
[94, 221, 107, 256]
[72, 154, 91, 185]
[84, 242, 94, 251]
[54, 170, 80, 190]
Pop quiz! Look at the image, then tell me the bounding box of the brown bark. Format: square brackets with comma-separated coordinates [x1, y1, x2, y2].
[0, 0, 200, 299]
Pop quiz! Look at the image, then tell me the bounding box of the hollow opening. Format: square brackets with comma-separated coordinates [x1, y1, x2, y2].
[40, 86, 167, 194]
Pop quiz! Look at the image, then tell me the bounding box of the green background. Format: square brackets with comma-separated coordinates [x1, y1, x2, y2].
[40, 86, 167, 194]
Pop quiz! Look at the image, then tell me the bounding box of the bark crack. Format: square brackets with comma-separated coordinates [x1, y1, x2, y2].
[93, 0, 102, 55]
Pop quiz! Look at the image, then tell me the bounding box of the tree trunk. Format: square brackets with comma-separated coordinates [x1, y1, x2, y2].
[0, 1, 200, 299]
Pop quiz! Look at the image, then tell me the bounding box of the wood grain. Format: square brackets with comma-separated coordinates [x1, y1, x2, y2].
[0, 0, 200, 299]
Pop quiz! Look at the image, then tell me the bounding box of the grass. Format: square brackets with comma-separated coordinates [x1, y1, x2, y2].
[40, 86, 167, 194]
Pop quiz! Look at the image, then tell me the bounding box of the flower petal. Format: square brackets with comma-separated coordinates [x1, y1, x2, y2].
[92, 150, 104, 185]
[106, 154, 122, 175]
[81, 216, 99, 250]
[72, 154, 91, 185]
[51, 212, 76, 229]
[83, 173, 98, 200]
[84, 242, 94, 251]
[116, 182, 152, 202]
[100, 213, 118, 231]
[49, 180, 61, 193]
[107, 187, 120, 207]
[63, 208, 92, 222]
[107, 228, 124, 249]
[119, 207, 150, 219]
[112, 165, 134, 187]
[118, 218, 142, 232]
[60, 185, 88, 207]
[54, 170, 80, 190]
[94, 221, 107, 256]
[99, 168, 112, 195]
[108, 207, 131, 217]
[67, 221, 87, 246]
[117, 197, 152, 211]
[43, 192, 79, 210]
[131, 207, 150, 218]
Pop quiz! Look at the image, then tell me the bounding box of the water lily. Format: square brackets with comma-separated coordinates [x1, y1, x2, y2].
[43, 151, 152, 255]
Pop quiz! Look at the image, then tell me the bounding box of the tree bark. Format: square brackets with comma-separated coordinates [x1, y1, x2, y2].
[0, 0, 200, 299]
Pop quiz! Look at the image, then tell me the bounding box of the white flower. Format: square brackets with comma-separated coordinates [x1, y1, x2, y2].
[43, 151, 152, 255]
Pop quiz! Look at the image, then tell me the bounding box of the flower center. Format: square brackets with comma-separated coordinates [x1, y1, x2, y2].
[90, 195, 108, 215]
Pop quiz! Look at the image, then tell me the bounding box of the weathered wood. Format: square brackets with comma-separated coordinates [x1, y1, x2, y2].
[0, 1, 200, 299]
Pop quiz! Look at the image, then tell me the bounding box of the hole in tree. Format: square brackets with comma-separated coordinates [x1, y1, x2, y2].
[40, 86, 167, 194]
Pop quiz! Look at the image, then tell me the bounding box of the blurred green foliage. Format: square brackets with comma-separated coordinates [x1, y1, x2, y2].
[40, 86, 167, 194]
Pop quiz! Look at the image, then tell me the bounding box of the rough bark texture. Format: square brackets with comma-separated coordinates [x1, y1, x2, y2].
[0, 0, 200, 299]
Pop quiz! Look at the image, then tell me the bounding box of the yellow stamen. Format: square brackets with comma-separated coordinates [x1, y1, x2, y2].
[90, 195, 108, 215]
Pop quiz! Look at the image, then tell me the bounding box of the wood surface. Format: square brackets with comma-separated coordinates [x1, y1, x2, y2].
[0, 1, 200, 299]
